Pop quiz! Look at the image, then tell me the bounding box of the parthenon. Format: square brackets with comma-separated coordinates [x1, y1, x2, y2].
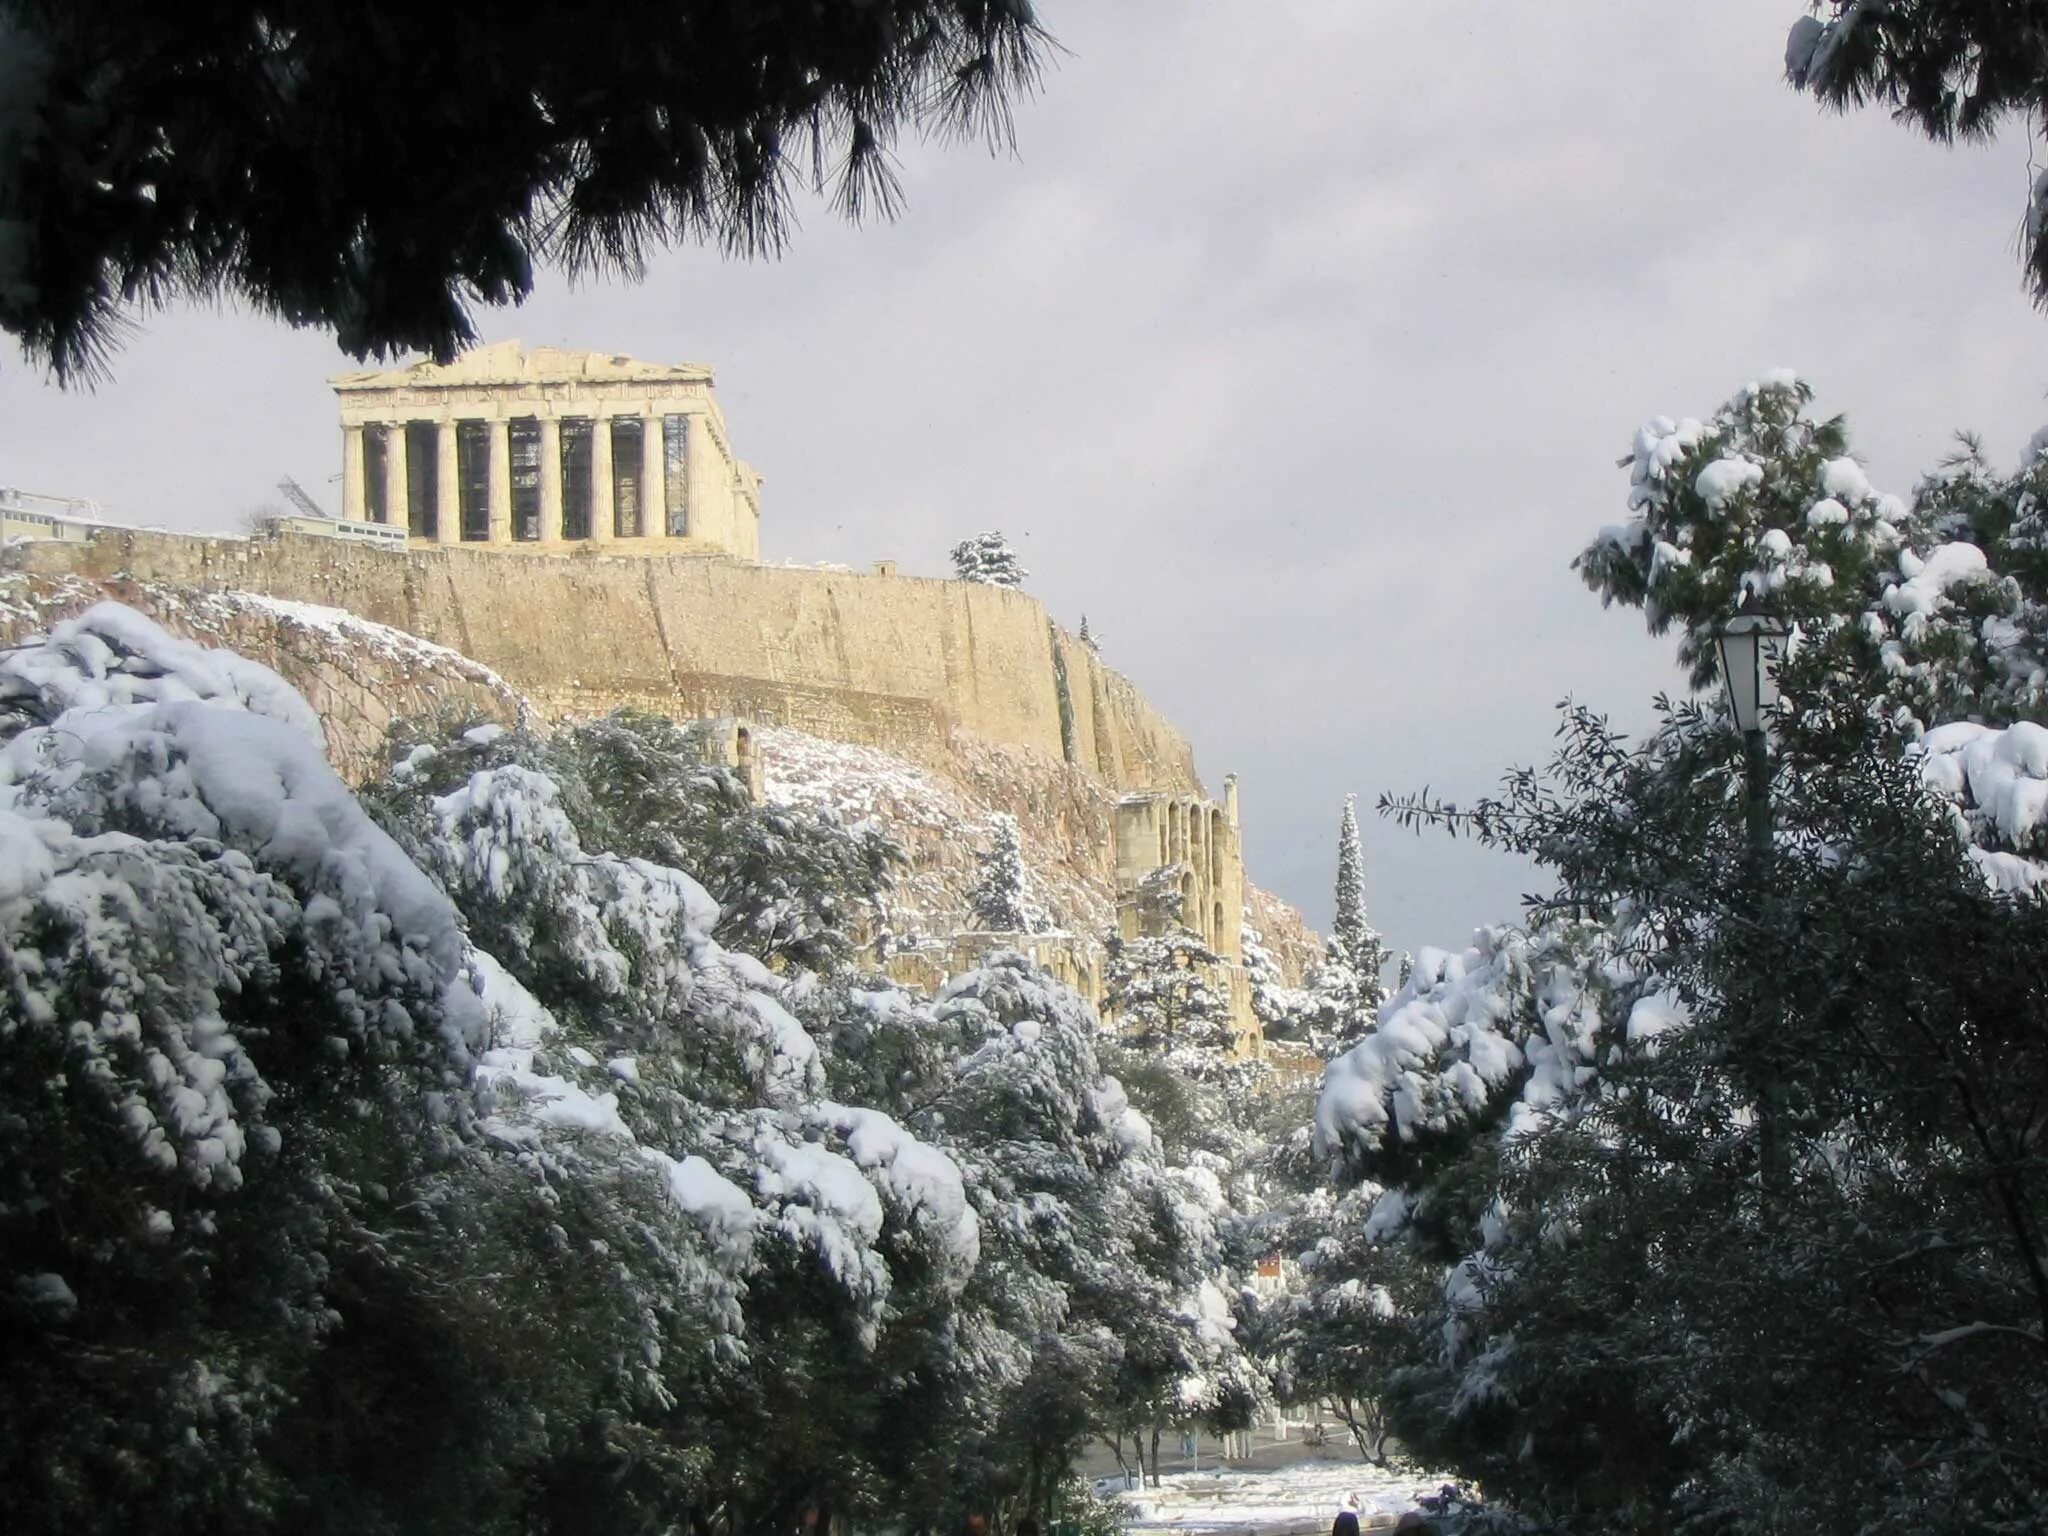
[330, 342, 763, 559]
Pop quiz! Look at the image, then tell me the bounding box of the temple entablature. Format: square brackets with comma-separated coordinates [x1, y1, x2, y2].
[330, 342, 762, 559]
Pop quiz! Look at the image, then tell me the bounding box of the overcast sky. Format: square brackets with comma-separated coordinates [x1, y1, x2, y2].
[3, 1, 2044, 959]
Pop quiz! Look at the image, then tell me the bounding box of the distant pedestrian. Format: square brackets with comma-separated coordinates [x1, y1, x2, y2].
[1332, 1510, 1361, 1536]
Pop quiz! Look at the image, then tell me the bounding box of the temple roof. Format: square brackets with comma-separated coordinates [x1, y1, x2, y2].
[331, 341, 714, 391]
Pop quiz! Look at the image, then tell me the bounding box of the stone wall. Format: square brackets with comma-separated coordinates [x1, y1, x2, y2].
[11, 530, 1200, 794]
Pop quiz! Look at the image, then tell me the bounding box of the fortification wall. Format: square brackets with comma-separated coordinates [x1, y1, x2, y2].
[11, 531, 1201, 794]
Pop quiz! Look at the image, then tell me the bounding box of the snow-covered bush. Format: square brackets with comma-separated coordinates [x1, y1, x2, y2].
[0, 603, 1273, 1529]
[376, 709, 900, 976]
[0, 605, 497, 1529]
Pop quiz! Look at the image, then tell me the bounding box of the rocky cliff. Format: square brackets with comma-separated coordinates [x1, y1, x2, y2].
[0, 565, 1320, 994]
[0, 571, 527, 781]
[11, 530, 1200, 794]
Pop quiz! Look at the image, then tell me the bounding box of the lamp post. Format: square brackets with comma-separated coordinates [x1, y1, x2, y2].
[1715, 611, 1791, 1196]
[1715, 613, 1790, 852]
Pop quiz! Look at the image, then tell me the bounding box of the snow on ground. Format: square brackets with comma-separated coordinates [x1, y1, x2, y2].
[1110, 1459, 1434, 1533]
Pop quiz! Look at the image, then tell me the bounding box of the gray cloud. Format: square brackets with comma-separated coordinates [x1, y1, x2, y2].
[3, 0, 2041, 959]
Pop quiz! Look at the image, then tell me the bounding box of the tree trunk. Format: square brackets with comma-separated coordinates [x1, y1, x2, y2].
[1149, 1426, 1162, 1489]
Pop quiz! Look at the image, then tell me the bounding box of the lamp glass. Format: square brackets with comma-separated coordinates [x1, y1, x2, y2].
[1716, 614, 1789, 735]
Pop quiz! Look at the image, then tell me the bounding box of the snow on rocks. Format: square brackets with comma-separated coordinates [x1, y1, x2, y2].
[758, 725, 1116, 946]
[178, 590, 522, 702]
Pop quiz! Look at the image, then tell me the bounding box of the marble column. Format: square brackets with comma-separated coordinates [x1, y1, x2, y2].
[385, 422, 409, 535]
[641, 410, 667, 539]
[538, 417, 563, 546]
[590, 413, 615, 544]
[341, 424, 365, 522]
[684, 411, 719, 547]
[487, 416, 512, 544]
[435, 419, 460, 545]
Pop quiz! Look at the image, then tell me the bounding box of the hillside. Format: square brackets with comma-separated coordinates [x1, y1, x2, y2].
[0, 569, 1320, 992]
[10, 528, 1203, 795]
[1, 571, 526, 780]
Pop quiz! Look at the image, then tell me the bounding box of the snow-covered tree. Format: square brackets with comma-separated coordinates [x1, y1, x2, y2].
[1297, 963, 1363, 1061]
[1102, 928, 1232, 1058]
[1784, 3, 2048, 308]
[374, 708, 902, 976]
[1306, 377, 2048, 1533]
[1327, 795, 1390, 988]
[370, 719, 1203, 1531]
[0, 4, 1052, 380]
[1241, 922, 1313, 1041]
[0, 606, 588, 1532]
[949, 530, 1029, 589]
[968, 812, 1044, 932]
[1282, 798, 1392, 1060]
[0, 600, 1268, 1534]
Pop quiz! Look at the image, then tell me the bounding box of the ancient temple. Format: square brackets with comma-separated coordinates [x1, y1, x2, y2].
[329, 342, 762, 558]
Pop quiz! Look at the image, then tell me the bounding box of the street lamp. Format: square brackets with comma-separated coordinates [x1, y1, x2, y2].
[1714, 612, 1791, 740]
[1715, 611, 1790, 854]
[1715, 610, 1791, 1197]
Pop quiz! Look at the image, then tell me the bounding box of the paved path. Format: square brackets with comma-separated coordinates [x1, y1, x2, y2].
[1069, 1432, 1428, 1536]
[1075, 1424, 1371, 1483]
